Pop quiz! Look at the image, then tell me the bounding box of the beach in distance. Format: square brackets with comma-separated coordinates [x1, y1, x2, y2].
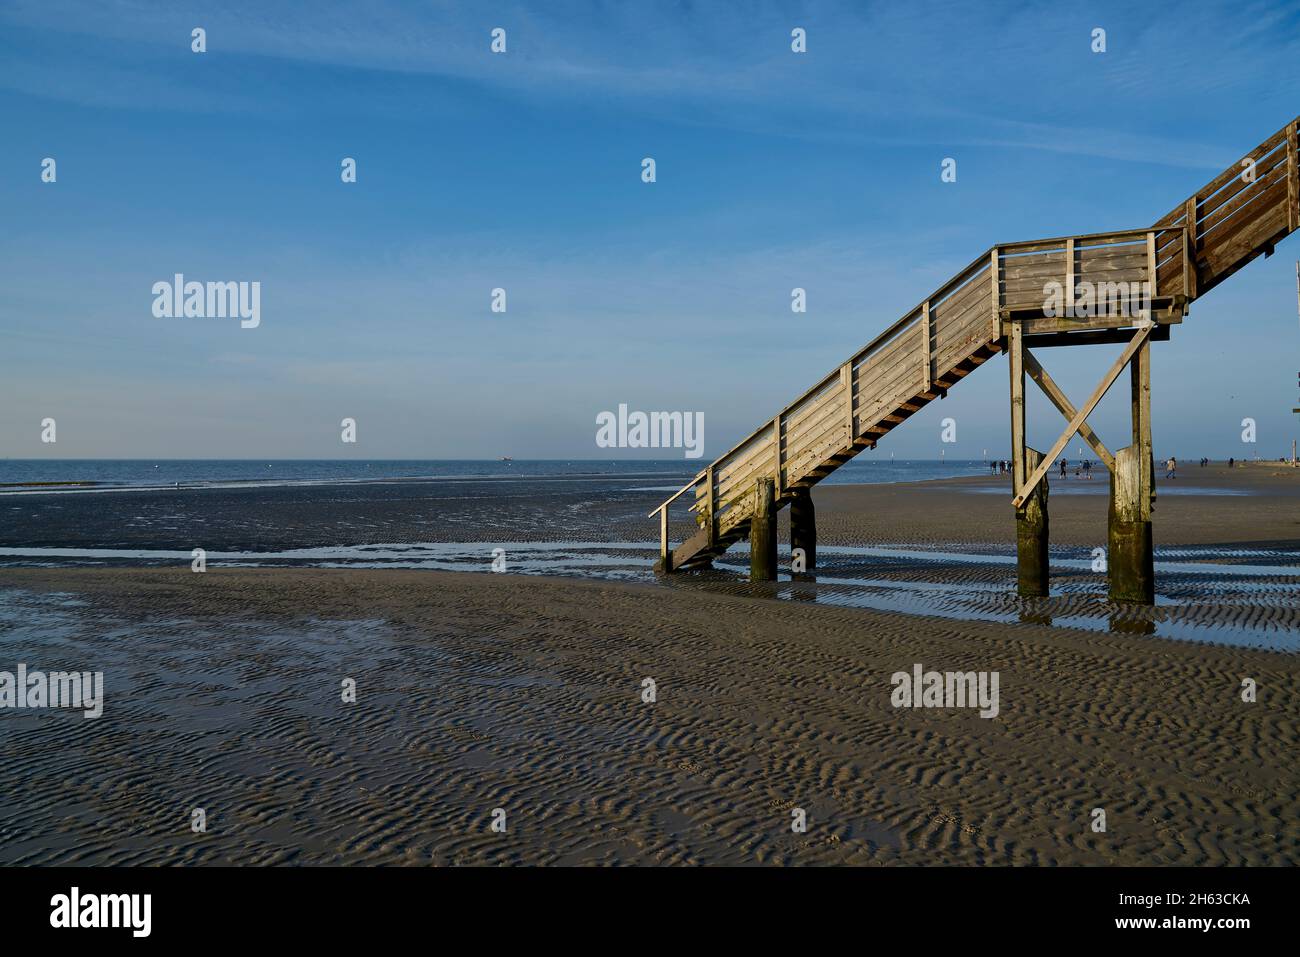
[0, 460, 1296, 865]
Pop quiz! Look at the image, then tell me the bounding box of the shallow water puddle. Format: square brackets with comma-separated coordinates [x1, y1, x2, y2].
[699, 549, 1300, 651]
[2, 541, 1297, 650]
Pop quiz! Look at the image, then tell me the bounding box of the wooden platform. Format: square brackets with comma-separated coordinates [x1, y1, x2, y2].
[652, 117, 1300, 571]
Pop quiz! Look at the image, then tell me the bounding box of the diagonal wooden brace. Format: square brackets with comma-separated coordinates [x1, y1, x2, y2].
[1022, 349, 1115, 472]
[1012, 325, 1152, 509]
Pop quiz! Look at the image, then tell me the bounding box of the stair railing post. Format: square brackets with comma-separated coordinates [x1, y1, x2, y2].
[1065, 238, 1075, 318]
[772, 414, 783, 498]
[1146, 231, 1157, 314]
[990, 246, 1001, 338]
[1289, 119, 1299, 233]
[840, 362, 854, 447]
[706, 465, 717, 547]
[920, 300, 932, 391]
[659, 506, 670, 571]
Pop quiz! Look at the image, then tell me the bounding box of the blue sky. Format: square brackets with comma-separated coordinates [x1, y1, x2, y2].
[2, 0, 1299, 461]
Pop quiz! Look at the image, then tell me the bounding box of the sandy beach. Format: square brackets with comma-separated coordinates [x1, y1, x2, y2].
[812, 461, 1300, 548]
[0, 464, 1296, 866]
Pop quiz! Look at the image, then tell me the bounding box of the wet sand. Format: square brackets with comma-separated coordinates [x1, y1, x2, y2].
[0, 463, 1296, 866]
[811, 461, 1300, 549]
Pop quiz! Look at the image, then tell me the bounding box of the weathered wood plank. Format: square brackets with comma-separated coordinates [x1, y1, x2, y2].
[1198, 143, 1288, 221]
[1200, 181, 1288, 274]
[1198, 160, 1289, 238]
[783, 388, 847, 452]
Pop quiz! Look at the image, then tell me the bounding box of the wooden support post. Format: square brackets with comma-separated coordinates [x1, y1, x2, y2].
[1184, 197, 1199, 299]
[1132, 334, 1153, 514]
[789, 486, 816, 575]
[1111, 336, 1154, 604]
[1109, 446, 1154, 604]
[750, 477, 777, 582]
[1133, 332, 1154, 530]
[1008, 320, 1026, 496]
[1016, 447, 1049, 597]
[1008, 318, 1047, 596]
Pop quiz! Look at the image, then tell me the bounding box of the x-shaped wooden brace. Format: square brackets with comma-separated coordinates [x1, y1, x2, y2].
[1012, 323, 1152, 509]
[1023, 353, 1115, 472]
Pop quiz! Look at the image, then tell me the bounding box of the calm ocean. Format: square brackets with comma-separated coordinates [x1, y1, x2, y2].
[0, 458, 992, 492]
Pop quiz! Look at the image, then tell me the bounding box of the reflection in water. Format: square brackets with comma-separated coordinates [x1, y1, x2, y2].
[2, 540, 1297, 651]
[789, 574, 819, 603]
[709, 545, 1300, 651]
[1019, 608, 1054, 627]
[1108, 613, 1157, 636]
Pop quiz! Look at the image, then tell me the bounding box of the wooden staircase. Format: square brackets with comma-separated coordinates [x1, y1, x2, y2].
[652, 116, 1300, 571]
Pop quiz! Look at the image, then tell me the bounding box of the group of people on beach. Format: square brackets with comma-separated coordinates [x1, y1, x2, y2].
[988, 458, 1095, 478]
[987, 455, 1270, 480]
[982, 457, 1097, 475]
[1056, 458, 1095, 480]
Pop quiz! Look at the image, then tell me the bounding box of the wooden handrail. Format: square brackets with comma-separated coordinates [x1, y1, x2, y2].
[647, 475, 702, 518]
[998, 226, 1156, 253]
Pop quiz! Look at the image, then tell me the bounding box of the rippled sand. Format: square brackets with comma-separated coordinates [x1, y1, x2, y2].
[0, 567, 1295, 866]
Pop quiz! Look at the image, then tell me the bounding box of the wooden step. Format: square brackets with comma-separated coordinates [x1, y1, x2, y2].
[671, 522, 750, 570]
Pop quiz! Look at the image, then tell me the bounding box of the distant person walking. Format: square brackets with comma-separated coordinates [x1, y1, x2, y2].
[1083, 459, 1093, 480]
[1059, 458, 1067, 480]
[1229, 457, 1235, 468]
[1165, 456, 1177, 479]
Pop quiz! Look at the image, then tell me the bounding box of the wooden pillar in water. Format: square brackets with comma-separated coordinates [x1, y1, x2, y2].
[750, 477, 777, 582]
[789, 486, 816, 574]
[1008, 322, 1048, 596]
[1016, 447, 1049, 597]
[655, 507, 672, 574]
[1110, 339, 1154, 603]
[1109, 447, 1154, 603]
[1008, 322, 1026, 496]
